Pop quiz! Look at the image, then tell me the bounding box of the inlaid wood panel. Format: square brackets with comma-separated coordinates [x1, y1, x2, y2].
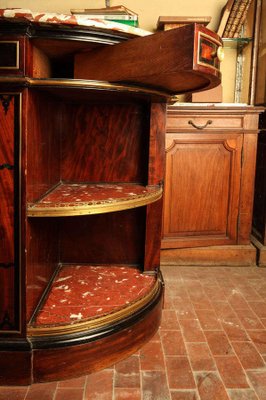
[0, 93, 21, 332]
[162, 133, 243, 248]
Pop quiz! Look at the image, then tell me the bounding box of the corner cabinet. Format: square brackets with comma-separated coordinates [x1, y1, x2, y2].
[161, 105, 263, 266]
[0, 10, 222, 384]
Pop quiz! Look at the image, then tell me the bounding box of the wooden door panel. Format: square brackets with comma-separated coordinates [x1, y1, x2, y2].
[0, 93, 20, 332]
[162, 133, 243, 248]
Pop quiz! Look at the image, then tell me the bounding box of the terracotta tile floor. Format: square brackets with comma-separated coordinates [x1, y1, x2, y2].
[2, 265, 266, 400]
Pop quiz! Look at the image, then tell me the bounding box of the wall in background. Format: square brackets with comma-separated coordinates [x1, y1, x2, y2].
[2, 0, 226, 32]
[2, 0, 241, 103]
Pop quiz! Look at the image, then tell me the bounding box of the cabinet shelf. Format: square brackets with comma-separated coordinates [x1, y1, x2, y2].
[0, 77, 171, 101]
[27, 183, 162, 217]
[27, 264, 160, 337]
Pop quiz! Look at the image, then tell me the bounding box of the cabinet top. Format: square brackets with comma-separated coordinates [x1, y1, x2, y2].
[0, 8, 150, 39]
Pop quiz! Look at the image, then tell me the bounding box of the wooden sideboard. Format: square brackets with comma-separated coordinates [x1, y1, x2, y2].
[161, 104, 263, 266]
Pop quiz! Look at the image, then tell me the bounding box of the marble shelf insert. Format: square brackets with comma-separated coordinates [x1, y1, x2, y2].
[28, 264, 158, 336]
[27, 182, 162, 217]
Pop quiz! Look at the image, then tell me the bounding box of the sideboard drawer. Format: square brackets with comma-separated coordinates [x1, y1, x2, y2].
[166, 114, 244, 131]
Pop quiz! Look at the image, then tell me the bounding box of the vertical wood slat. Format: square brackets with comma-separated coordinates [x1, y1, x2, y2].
[144, 103, 166, 271]
[238, 132, 259, 244]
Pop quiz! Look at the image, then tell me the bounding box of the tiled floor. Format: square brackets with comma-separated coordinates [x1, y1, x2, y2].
[2, 265, 266, 400]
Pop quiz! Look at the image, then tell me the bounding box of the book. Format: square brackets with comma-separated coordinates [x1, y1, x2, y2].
[233, 0, 253, 37]
[220, 0, 253, 38]
[70, 5, 137, 16]
[70, 5, 138, 27]
[157, 16, 211, 31]
[217, 0, 235, 37]
[223, 0, 241, 37]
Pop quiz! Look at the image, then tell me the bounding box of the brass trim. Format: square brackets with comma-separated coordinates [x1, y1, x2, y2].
[0, 41, 19, 70]
[197, 32, 222, 73]
[27, 278, 161, 337]
[27, 186, 163, 217]
[0, 77, 171, 98]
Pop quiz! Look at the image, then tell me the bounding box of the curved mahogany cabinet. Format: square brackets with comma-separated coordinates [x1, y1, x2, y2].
[0, 9, 222, 384]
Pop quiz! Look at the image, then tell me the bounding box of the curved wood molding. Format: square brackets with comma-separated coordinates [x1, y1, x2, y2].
[0, 77, 171, 100]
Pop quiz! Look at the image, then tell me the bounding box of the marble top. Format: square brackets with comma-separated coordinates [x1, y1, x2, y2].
[0, 8, 151, 37]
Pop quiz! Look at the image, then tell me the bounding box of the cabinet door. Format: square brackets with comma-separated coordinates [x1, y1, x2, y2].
[0, 93, 21, 333]
[162, 132, 243, 248]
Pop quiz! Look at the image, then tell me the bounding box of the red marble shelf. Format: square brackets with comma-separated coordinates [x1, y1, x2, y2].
[28, 264, 157, 336]
[27, 183, 162, 217]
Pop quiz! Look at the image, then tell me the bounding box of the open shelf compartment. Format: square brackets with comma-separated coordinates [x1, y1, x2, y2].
[27, 182, 162, 217]
[27, 264, 160, 337]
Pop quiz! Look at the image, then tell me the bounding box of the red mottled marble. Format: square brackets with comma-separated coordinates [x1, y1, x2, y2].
[33, 265, 156, 326]
[28, 183, 160, 210]
[0, 9, 150, 37]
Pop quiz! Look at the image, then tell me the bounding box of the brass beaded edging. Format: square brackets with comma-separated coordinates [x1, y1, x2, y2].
[27, 186, 163, 217]
[27, 278, 161, 337]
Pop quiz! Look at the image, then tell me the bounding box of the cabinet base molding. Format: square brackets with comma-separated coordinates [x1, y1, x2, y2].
[160, 244, 257, 266]
[0, 275, 163, 384]
[0, 350, 32, 386]
[251, 236, 266, 267]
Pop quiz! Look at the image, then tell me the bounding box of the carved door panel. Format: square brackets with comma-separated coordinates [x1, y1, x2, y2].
[162, 133, 243, 248]
[0, 93, 21, 332]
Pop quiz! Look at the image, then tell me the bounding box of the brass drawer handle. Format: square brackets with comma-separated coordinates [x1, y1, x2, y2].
[188, 120, 213, 130]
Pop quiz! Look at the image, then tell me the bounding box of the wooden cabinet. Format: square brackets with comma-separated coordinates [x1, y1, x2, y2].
[252, 112, 266, 266]
[161, 105, 262, 266]
[251, 0, 266, 266]
[0, 10, 222, 384]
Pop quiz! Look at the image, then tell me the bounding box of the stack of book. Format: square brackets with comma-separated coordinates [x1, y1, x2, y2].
[70, 5, 138, 27]
[157, 16, 211, 31]
[217, 0, 253, 38]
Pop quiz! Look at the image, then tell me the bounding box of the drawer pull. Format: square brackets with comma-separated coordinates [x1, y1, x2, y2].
[188, 120, 213, 130]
